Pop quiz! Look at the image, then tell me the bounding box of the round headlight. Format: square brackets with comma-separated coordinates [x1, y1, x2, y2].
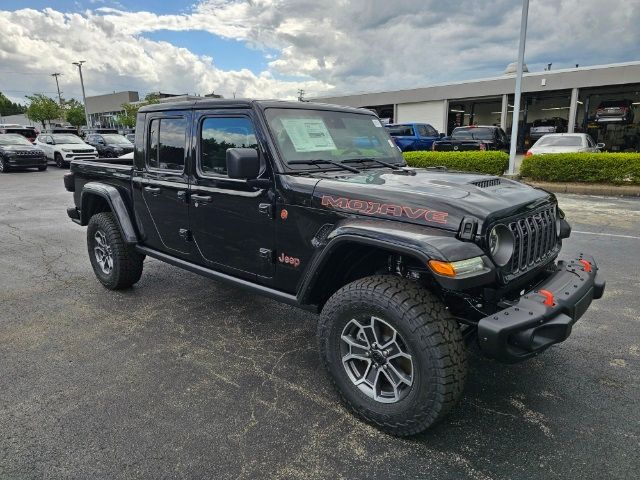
[488, 224, 515, 267]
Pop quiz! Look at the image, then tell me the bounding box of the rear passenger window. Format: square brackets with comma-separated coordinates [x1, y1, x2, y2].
[200, 117, 257, 176]
[147, 117, 187, 171]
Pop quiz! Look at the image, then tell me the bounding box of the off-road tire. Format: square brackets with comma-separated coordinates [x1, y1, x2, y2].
[87, 212, 144, 290]
[318, 275, 467, 436]
[54, 153, 65, 168]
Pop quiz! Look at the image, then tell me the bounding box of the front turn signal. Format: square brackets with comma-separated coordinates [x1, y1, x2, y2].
[428, 257, 485, 277]
[428, 260, 456, 277]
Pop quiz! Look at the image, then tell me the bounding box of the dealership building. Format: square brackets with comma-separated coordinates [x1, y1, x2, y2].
[85, 91, 224, 129]
[314, 61, 640, 151]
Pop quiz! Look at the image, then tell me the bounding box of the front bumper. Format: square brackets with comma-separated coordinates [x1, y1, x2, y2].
[477, 254, 604, 362]
[63, 152, 98, 161]
[6, 156, 47, 168]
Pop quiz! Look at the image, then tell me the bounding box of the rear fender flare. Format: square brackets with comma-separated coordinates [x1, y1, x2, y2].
[80, 182, 138, 244]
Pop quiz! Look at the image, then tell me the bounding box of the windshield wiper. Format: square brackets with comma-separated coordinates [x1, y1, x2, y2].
[288, 159, 361, 173]
[343, 157, 402, 170]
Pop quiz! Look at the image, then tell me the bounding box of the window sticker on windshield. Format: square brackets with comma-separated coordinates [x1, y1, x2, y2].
[372, 118, 382, 128]
[281, 118, 337, 152]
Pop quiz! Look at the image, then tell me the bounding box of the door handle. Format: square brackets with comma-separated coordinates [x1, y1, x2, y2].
[191, 194, 212, 204]
[144, 186, 161, 195]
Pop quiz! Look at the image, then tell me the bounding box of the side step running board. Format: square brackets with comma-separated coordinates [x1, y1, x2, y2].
[135, 245, 317, 313]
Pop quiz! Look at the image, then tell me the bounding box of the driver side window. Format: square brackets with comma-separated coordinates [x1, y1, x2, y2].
[199, 117, 257, 176]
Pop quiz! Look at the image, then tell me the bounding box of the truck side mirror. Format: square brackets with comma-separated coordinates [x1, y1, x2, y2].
[226, 148, 260, 179]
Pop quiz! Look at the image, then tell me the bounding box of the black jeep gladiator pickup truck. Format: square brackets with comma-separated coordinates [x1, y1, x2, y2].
[64, 99, 604, 436]
[433, 125, 509, 152]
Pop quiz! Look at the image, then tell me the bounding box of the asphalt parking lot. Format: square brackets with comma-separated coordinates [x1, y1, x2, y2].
[1, 168, 639, 480]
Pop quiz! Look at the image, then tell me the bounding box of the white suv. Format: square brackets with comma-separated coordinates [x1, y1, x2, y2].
[35, 133, 98, 168]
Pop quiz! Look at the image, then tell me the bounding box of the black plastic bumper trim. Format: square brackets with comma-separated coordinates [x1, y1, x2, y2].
[477, 254, 603, 363]
[66, 207, 81, 224]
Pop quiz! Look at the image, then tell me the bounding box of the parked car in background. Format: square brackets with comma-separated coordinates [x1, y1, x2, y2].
[529, 117, 568, 142]
[526, 133, 604, 156]
[35, 133, 98, 167]
[432, 125, 509, 152]
[0, 124, 38, 143]
[0, 134, 47, 172]
[385, 123, 442, 151]
[594, 100, 634, 124]
[125, 133, 136, 143]
[84, 133, 134, 158]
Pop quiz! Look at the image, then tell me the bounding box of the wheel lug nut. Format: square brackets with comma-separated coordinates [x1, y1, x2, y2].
[383, 364, 388, 370]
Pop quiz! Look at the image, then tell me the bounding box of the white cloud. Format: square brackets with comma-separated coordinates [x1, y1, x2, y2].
[0, 1, 639, 105]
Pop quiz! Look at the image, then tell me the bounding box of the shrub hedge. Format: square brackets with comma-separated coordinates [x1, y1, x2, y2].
[403, 151, 509, 176]
[520, 153, 640, 184]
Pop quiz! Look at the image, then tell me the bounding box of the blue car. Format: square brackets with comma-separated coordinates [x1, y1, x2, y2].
[385, 123, 442, 152]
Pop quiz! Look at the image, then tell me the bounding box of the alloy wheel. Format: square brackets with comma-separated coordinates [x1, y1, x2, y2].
[93, 230, 114, 275]
[340, 316, 414, 403]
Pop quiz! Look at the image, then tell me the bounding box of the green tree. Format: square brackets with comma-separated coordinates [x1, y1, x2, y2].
[115, 93, 160, 128]
[63, 98, 87, 127]
[0, 92, 26, 116]
[115, 102, 139, 128]
[25, 94, 62, 128]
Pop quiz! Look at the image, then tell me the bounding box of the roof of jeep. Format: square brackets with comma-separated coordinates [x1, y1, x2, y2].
[138, 98, 373, 115]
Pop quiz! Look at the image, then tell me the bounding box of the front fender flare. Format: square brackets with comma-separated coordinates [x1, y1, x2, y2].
[80, 182, 138, 244]
[297, 218, 491, 304]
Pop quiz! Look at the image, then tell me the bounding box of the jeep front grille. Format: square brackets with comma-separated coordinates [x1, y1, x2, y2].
[507, 207, 557, 275]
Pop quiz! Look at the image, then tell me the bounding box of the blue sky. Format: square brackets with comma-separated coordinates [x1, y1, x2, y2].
[9, 0, 273, 72]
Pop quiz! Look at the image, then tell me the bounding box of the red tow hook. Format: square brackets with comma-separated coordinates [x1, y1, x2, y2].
[579, 259, 592, 272]
[538, 289, 555, 307]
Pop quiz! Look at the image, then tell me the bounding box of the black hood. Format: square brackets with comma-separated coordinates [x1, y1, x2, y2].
[310, 168, 554, 232]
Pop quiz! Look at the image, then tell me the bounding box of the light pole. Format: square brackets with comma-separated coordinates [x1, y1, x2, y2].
[72, 61, 90, 128]
[508, 0, 530, 175]
[51, 73, 63, 106]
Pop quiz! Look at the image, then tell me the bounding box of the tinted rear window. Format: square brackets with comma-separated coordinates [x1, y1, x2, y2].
[536, 136, 583, 147]
[385, 125, 414, 136]
[452, 128, 494, 140]
[5, 128, 35, 138]
[599, 101, 628, 108]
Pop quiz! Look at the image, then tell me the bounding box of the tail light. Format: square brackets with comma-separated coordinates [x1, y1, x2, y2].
[479, 143, 486, 151]
[525, 150, 533, 157]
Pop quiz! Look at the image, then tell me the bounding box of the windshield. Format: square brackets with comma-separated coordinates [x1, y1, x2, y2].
[385, 125, 414, 136]
[265, 108, 404, 167]
[0, 134, 32, 146]
[536, 136, 583, 147]
[451, 127, 494, 140]
[102, 134, 131, 145]
[52, 134, 84, 144]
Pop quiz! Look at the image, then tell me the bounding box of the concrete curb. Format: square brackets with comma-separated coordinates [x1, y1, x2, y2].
[521, 180, 640, 197]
